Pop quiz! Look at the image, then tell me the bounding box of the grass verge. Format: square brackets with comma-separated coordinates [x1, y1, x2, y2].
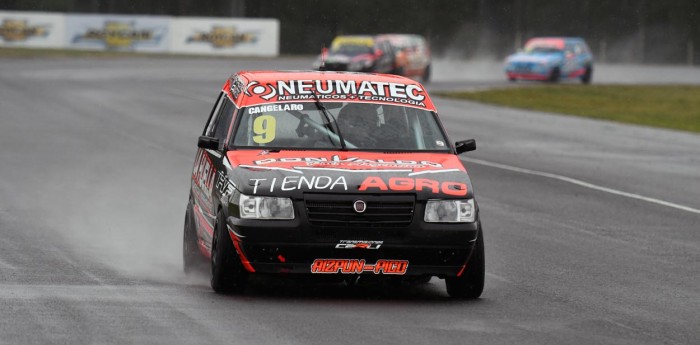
[436, 85, 700, 134]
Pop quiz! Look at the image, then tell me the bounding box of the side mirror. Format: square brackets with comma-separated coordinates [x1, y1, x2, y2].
[198, 136, 220, 150]
[455, 139, 476, 154]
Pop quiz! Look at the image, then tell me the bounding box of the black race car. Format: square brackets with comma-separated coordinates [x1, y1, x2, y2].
[183, 70, 485, 298]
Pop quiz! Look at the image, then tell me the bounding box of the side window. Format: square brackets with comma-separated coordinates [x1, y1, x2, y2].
[204, 94, 235, 143]
[204, 92, 224, 136]
[212, 99, 235, 141]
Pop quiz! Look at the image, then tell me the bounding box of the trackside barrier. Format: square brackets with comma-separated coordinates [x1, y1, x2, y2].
[0, 11, 65, 48]
[0, 10, 280, 57]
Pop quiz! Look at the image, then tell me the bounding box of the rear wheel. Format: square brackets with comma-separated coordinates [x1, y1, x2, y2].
[210, 210, 248, 294]
[422, 64, 431, 83]
[445, 226, 485, 299]
[183, 202, 204, 274]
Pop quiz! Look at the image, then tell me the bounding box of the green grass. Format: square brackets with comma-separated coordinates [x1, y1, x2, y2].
[437, 85, 700, 133]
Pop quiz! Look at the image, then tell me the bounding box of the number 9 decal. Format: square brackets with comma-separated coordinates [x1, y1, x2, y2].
[253, 115, 276, 144]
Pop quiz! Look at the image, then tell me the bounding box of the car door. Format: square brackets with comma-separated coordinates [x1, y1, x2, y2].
[191, 93, 236, 247]
[562, 42, 578, 75]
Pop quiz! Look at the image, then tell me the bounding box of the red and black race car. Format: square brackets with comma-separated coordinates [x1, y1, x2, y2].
[183, 71, 484, 298]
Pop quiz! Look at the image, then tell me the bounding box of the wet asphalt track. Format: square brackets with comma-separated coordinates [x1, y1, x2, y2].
[1, 56, 699, 344]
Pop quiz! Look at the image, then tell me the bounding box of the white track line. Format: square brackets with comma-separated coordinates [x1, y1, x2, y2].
[463, 157, 700, 215]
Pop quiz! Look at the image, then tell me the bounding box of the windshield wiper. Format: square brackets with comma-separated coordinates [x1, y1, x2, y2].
[310, 91, 347, 150]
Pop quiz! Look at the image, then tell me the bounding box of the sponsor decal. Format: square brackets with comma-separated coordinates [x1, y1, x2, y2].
[215, 171, 235, 195]
[359, 176, 467, 196]
[311, 259, 408, 274]
[229, 75, 244, 99]
[249, 175, 347, 194]
[244, 79, 428, 108]
[193, 149, 216, 196]
[72, 21, 163, 49]
[247, 103, 304, 114]
[254, 155, 442, 169]
[186, 25, 256, 48]
[335, 240, 382, 250]
[0, 19, 48, 42]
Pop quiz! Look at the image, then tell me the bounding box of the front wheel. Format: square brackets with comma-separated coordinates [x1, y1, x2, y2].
[445, 226, 485, 299]
[210, 210, 249, 294]
[547, 67, 560, 83]
[581, 66, 593, 84]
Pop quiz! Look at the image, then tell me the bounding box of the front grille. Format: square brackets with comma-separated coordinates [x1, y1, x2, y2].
[513, 62, 533, 72]
[304, 194, 415, 229]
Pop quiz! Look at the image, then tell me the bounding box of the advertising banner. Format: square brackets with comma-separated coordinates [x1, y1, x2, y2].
[170, 17, 279, 57]
[0, 11, 65, 48]
[65, 14, 169, 52]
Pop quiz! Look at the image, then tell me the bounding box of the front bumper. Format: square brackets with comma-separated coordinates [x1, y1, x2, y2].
[226, 200, 479, 276]
[506, 71, 550, 80]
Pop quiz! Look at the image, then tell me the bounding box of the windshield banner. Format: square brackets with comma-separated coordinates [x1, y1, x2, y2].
[236, 78, 435, 111]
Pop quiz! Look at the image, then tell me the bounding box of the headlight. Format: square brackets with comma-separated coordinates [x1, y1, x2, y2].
[424, 199, 475, 223]
[239, 194, 294, 220]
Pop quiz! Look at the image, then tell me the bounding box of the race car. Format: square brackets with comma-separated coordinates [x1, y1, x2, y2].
[312, 35, 396, 74]
[377, 34, 432, 82]
[504, 37, 593, 83]
[183, 71, 485, 299]
[313, 34, 432, 82]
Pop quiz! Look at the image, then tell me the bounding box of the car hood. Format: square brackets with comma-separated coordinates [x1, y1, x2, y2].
[507, 52, 562, 64]
[225, 150, 473, 200]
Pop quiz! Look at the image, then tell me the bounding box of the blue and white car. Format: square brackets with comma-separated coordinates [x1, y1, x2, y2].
[505, 37, 593, 83]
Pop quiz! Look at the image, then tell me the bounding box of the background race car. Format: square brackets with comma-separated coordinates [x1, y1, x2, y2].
[313, 34, 432, 82]
[504, 37, 593, 83]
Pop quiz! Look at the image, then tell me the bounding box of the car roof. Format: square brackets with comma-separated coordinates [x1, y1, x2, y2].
[224, 70, 435, 111]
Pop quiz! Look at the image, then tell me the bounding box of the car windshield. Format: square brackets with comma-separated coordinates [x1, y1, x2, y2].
[330, 44, 373, 56]
[231, 102, 450, 152]
[525, 46, 563, 54]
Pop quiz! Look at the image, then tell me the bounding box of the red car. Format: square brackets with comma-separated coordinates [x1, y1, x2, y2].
[313, 34, 432, 82]
[183, 71, 484, 298]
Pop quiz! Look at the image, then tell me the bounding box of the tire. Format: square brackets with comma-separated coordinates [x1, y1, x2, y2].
[210, 210, 248, 294]
[183, 201, 204, 274]
[508, 77, 516, 82]
[445, 226, 485, 299]
[422, 64, 431, 83]
[547, 67, 560, 83]
[581, 66, 593, 84]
